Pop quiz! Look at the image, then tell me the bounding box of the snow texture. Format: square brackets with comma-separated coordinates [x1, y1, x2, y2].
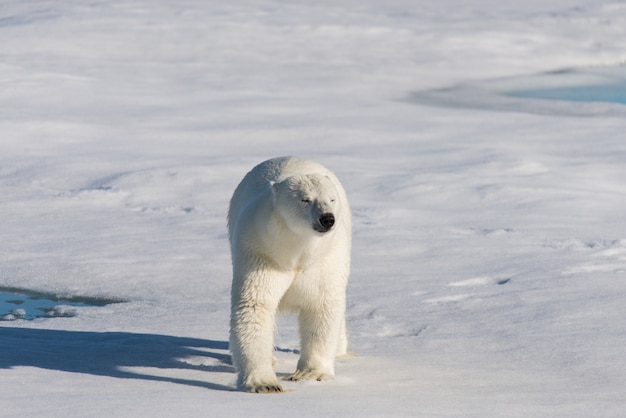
[1, 0, 625, 417]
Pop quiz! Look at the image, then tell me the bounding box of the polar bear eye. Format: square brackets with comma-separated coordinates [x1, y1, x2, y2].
[301, 198, 312, 203]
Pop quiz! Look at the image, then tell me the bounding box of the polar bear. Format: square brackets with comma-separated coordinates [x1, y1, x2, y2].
[228, 156, 351, 393]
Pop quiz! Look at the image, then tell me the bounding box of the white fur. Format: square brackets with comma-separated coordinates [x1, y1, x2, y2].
[228, 156, 351, 393]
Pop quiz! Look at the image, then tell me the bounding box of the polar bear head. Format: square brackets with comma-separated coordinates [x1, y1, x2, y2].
[271, 174, 340, 235]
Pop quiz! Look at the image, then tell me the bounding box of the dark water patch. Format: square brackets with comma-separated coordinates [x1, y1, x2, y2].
[409, 66, 626, 116]
[509, 81, 626, 104]
[0, 286, 125, 321]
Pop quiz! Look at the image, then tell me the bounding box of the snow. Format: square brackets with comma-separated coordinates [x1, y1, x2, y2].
[1, 0, 625, 416]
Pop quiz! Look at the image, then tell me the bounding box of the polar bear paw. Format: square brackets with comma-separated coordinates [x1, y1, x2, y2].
[240, 374, 284, 393]
[244, 380, 284, 394]
[285, 368, 333, 382]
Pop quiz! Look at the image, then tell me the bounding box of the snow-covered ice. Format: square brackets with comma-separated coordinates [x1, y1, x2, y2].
[1, 0, 625, 416]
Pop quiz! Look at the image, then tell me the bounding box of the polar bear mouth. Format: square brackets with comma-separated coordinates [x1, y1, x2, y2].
[314, 213, 335, 233]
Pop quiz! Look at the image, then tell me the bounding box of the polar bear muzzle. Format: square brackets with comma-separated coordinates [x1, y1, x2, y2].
[315, 212, 335, 233]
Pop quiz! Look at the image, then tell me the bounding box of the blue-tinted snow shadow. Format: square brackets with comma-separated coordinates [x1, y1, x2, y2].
[0, 327, 235, 391]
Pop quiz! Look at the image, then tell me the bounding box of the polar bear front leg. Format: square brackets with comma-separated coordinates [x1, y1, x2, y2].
[230, 269, 291, 393]
[336, 317, 349, 357]
[230, 305, 281, 392]
[287, 306, 345, 382]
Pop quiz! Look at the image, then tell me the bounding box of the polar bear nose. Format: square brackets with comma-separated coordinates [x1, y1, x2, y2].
[318, 213, 335, 232]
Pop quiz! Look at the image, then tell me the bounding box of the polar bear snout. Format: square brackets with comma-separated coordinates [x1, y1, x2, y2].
[320, 213, 335, 229]
[315, 213, 335, 233]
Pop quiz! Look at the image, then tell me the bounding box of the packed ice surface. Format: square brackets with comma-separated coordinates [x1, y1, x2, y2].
[1, 0, 625, 416]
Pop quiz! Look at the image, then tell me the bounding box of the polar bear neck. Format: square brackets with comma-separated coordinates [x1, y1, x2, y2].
[256, 210, 324, 272]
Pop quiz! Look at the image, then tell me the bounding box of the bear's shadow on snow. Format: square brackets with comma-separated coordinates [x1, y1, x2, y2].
[0, 327, 235, 391]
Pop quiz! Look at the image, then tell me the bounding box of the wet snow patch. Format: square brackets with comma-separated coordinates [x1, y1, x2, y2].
[411, 66, 626, 116]
[509, 71, 626, 104]
[0, 287, 124, 321]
